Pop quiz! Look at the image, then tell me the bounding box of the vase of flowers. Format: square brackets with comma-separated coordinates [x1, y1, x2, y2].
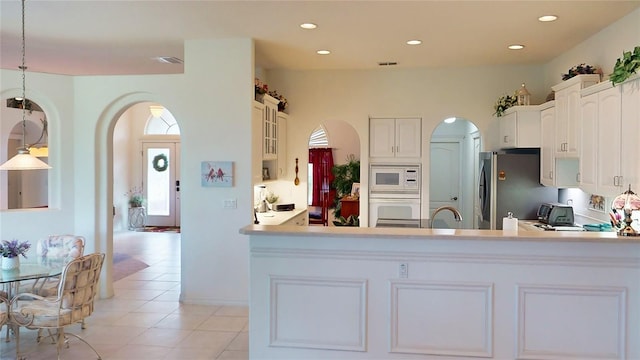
[1, 239, 31, 270]
[268, 90, 288, 113]
[255, 78, 268, 102]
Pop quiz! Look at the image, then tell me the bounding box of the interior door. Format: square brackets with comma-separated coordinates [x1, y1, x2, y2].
[143, 141, 180, 226]
[429, 140, 461, 229]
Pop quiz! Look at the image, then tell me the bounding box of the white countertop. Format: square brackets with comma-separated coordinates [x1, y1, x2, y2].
[240, 223, 640, 243]
[255, 208, 306, 225]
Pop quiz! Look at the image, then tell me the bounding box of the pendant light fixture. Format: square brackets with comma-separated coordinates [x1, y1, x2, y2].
[0, 0, 51, 171]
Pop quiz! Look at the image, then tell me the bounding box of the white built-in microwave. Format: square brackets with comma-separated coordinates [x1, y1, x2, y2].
[370, 164, 420, 195]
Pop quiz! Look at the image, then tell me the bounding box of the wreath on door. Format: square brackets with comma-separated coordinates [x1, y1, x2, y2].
[152, 153, 168, 172]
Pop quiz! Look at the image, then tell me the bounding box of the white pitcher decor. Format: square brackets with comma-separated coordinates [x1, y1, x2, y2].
[1, 239, 31, 271]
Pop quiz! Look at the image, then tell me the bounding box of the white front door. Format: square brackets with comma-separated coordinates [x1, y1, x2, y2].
[429, 140, 461, 229]
[142, 142, 180, 226]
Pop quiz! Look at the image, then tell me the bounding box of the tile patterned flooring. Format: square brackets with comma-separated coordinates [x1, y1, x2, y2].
[1, 231, 248, 360]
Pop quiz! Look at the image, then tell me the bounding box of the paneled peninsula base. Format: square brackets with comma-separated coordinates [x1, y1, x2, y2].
[241, 226, 639, 359]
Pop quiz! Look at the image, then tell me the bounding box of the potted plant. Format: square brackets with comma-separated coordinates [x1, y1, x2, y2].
[126, 186, 145, 208]
[1, 239, 31, 270]
[561, 63, 600, 81]
[610, 46, 640, 86]
[493, 94, 517, 117]
[330, 154, 360, 220]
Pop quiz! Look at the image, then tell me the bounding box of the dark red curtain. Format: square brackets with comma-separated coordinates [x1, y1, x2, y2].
[308, 148, 334, 206]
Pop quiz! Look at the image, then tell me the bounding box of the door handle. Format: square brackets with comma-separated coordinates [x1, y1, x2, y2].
[451, 197, 458, 201]
[176, 180, 180, 192]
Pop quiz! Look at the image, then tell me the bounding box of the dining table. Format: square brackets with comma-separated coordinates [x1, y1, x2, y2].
[0, 257, 65, 346]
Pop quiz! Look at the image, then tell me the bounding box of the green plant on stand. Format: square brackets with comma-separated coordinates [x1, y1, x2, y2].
[330, 154, 360, 222]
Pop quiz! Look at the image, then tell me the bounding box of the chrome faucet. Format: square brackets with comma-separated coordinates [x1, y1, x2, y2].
[429, 206, 463, 228]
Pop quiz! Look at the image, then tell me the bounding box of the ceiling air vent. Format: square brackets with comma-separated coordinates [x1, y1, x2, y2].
[153, 56, 184, 64]
[378, 62, 398, 66]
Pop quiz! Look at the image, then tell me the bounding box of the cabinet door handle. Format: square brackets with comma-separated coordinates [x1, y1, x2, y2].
[504, 136, 508, 143]
[576, 173, 580, 182]
[619, 176, 623, 187]
[550, 171, 553, 180]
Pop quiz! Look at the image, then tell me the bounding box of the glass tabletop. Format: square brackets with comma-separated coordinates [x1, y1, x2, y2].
[0, 257, 65, 284]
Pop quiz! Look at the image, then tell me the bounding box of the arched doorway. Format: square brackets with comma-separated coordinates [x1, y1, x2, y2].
[113, 102, 181, 231]
[307, 120, 360, 226]
[429, 117, 480, 229]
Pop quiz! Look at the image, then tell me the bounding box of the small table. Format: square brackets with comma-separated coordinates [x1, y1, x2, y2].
[340, 196, 360, 219]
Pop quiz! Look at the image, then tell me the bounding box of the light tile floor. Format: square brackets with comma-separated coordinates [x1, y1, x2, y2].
[1, 231, 249, 360]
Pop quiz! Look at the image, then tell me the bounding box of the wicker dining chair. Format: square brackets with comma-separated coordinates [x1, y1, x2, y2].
[10, 253, 105, 360]
[28, 235, 86, 297]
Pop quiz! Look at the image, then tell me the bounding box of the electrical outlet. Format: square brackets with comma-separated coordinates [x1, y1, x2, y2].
[223, 199, 237, 209]
[399, 263, 408, 278]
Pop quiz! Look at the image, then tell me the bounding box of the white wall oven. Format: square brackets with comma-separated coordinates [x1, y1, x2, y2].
[369, 164, 421, 227]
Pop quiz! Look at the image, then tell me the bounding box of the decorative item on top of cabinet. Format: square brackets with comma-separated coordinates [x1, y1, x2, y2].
[515, 83, 531, 106]
[498, 105, 541, 149]
[369, 118, 421, 159]
[610, 46, 640, 86]
[551, 74, 600, 158]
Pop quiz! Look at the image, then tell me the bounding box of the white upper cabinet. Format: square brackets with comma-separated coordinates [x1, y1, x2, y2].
[498, 106, 541, 149]
[262, 95, 279, 161]
[540, 104, 555, 186]
[252, 101, 265, 184]
[620, 76, 640, 195]
[579, 92, 599, 193]
[370, 118, 421, 159]
[276, 112, 288, 178]
[580, 76, 640, 196]
[551, 74, 601, 158]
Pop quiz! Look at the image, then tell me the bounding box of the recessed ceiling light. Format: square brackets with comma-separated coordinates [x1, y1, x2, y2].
[300, 23, 317, 29]
[508, 44, 525, 50]
[406, 40, 422, 45]
[444, 117, 456, 124]
[538, 15, 558, 22]
[317, 50, 331, 55]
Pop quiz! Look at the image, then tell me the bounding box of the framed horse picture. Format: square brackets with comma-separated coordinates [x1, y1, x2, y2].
[201, 161, 234, 187]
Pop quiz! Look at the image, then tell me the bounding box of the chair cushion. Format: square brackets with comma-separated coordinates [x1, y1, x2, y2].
[12, 300, 74, 328]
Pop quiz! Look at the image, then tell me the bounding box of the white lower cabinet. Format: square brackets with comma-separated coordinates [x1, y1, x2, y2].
[282, 211, 306, 226]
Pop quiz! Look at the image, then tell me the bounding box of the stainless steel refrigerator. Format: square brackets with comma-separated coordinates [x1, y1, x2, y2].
[478, 149, 558, 229]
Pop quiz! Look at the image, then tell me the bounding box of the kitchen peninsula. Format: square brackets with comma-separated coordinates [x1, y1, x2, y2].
[240, 225, 640, 360]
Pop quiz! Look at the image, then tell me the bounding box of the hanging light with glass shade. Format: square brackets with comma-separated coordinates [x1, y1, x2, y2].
[0, 0, 51, 171]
